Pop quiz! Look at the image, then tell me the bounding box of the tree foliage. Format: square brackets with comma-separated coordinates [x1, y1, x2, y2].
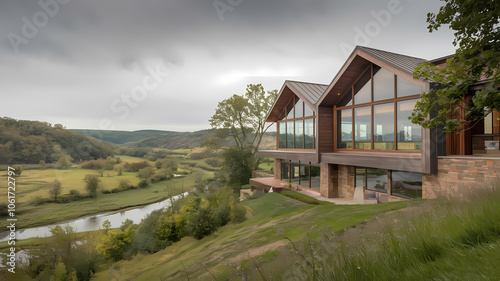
[48, 179, 63, 202]
[0, 117, 114, 164]
[210, 84, 278, 156]
[84, 175, 100, 198]
[411, 0, 500, 132]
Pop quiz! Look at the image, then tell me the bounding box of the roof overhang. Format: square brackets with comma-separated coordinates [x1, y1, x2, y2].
[318, 46, 428, 107]
[265, 80, 326, 122]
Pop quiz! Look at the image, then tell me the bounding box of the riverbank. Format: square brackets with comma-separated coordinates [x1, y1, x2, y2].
[0, 167, 212, 230]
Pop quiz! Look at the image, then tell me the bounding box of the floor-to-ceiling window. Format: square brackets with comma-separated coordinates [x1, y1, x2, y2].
[336, 63, 422, 151]
[277, 96, 316, 149]
[281, 160, 321, 191]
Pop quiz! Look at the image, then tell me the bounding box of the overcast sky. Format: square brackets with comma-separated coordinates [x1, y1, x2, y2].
[0, 0, 456, 132]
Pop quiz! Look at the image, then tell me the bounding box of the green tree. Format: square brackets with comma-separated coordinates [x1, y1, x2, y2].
[210, 84, 278, 157]
[56, 156, 72, 169]
[83, 174, 100, 198]
[96, 225, 136, 262]
[137, 167, 155, 180]
[39, 159, 46, 169]
[411, 0, 500, 132]
[221, 146, 258, 186]
[48, 179, 63, 202]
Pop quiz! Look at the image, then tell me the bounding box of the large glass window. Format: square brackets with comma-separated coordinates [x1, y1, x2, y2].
[397, 99, 421, 150]
[281, 160, 290, 182]
[277, 95, 316, 149]
[281, 161, 320, 191]
[373, 66, 394, 101]
[295, 120, 304, 149]
[310, 166, 321, 191]
[338, 109, 353, 148]
[366, 168, 388, 193]
[356, 168, 366, 187]
[374, 103, 395, 150]
[336, 63, 421, 151]
[392, 171, 422, 198]
[304, 118, 315, 149]
[397, 76, 422, 97]
[355, 106, 371, 149]
[287, 121, 294, 148]
[279, 122, 286, 148]
[295, 99, 304, 118]
[304, 102, 314, 117]
[299, 165, 310, 187]
[354, 68, 372, 104]
[290, 163, 300, 185]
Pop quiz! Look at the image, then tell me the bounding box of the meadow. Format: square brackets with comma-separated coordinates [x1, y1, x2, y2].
[0, 155, 213, 229]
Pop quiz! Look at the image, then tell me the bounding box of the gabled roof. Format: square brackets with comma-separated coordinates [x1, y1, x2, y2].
[265, 80, 328, 122]
[318, 46, 427, 107]
[358, 46, 426, 75]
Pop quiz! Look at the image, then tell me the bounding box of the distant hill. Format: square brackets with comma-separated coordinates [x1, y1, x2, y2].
[0, 118, 115, 164]
[70, 129, 175, 144]
[72, 128, 277, 150]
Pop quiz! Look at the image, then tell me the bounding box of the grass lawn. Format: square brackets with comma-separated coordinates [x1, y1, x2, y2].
[0, 167, 212, 229]
[0, 168, 141, 204]
[92, 193, 406, 280]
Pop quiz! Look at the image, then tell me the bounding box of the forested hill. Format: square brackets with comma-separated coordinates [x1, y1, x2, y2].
[0, 117, 114, 164]
[70, 129, 174, 144]
[72, 129, 277, 150]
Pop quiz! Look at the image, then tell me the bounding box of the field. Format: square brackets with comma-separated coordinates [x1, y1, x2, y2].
[92, 193, 406, 280]
[0, 155, 213, 229]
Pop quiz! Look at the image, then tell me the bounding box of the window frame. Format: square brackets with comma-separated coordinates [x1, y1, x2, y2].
[277, 96, 316, 150]
[335, 63, 422, 152]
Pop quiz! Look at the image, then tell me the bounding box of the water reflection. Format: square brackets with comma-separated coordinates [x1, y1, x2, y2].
[0, 192, 187, 242]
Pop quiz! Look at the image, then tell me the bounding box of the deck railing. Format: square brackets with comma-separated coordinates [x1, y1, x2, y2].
[472, 134, 500, 156]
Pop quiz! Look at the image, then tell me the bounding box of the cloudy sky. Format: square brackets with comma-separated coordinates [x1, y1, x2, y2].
[1, 0, 456, 132]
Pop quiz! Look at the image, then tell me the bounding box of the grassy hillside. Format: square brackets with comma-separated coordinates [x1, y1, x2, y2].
[0, 117, 115, 164]
[92, 193, 406, 280]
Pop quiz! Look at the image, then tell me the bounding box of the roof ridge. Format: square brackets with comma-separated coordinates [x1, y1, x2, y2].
[285, 80, 329, 86]
[357, 46, 426, 61]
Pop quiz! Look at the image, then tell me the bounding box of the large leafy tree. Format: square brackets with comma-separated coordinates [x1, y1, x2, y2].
[210, 84, 278, 154]
[411, 0, 500, 132]
[210, 84, 277, 185]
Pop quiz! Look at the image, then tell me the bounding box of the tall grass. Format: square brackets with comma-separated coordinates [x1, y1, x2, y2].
[271, 182, 500, 280]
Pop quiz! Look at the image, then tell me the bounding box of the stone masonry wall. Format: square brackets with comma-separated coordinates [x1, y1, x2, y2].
[423, 157, 500, 198]
[338, 165, 355, 199]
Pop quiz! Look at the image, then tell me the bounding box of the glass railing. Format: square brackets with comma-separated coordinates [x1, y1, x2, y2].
[472, 134, 500, 156]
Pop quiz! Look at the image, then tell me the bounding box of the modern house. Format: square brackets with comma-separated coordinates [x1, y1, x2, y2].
[250, 46, 500, 202]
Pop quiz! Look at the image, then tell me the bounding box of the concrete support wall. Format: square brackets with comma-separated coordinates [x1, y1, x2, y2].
[320, 163, 338, 198]
[274, 158, 281, 180]
[423, 157, 500, 198]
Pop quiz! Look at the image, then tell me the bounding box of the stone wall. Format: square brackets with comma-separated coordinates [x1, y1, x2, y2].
[338, 165, 355, 199]
[320, 163, 338, 198]
[274, 158, 281, 180]
[423, 157, 500, 198]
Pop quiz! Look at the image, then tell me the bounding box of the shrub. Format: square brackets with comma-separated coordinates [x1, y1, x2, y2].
[0, 203, 8, 216]
[279, 190, 323, 205]
[83, 174, 100, 198]
[230, 204, 247, 223]
[118, 179, 133, 191]
[138, 179, 149, 189]
[69, 189, 80, 198]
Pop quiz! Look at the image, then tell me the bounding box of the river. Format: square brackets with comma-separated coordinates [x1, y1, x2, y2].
[0, 192, 188, 242]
